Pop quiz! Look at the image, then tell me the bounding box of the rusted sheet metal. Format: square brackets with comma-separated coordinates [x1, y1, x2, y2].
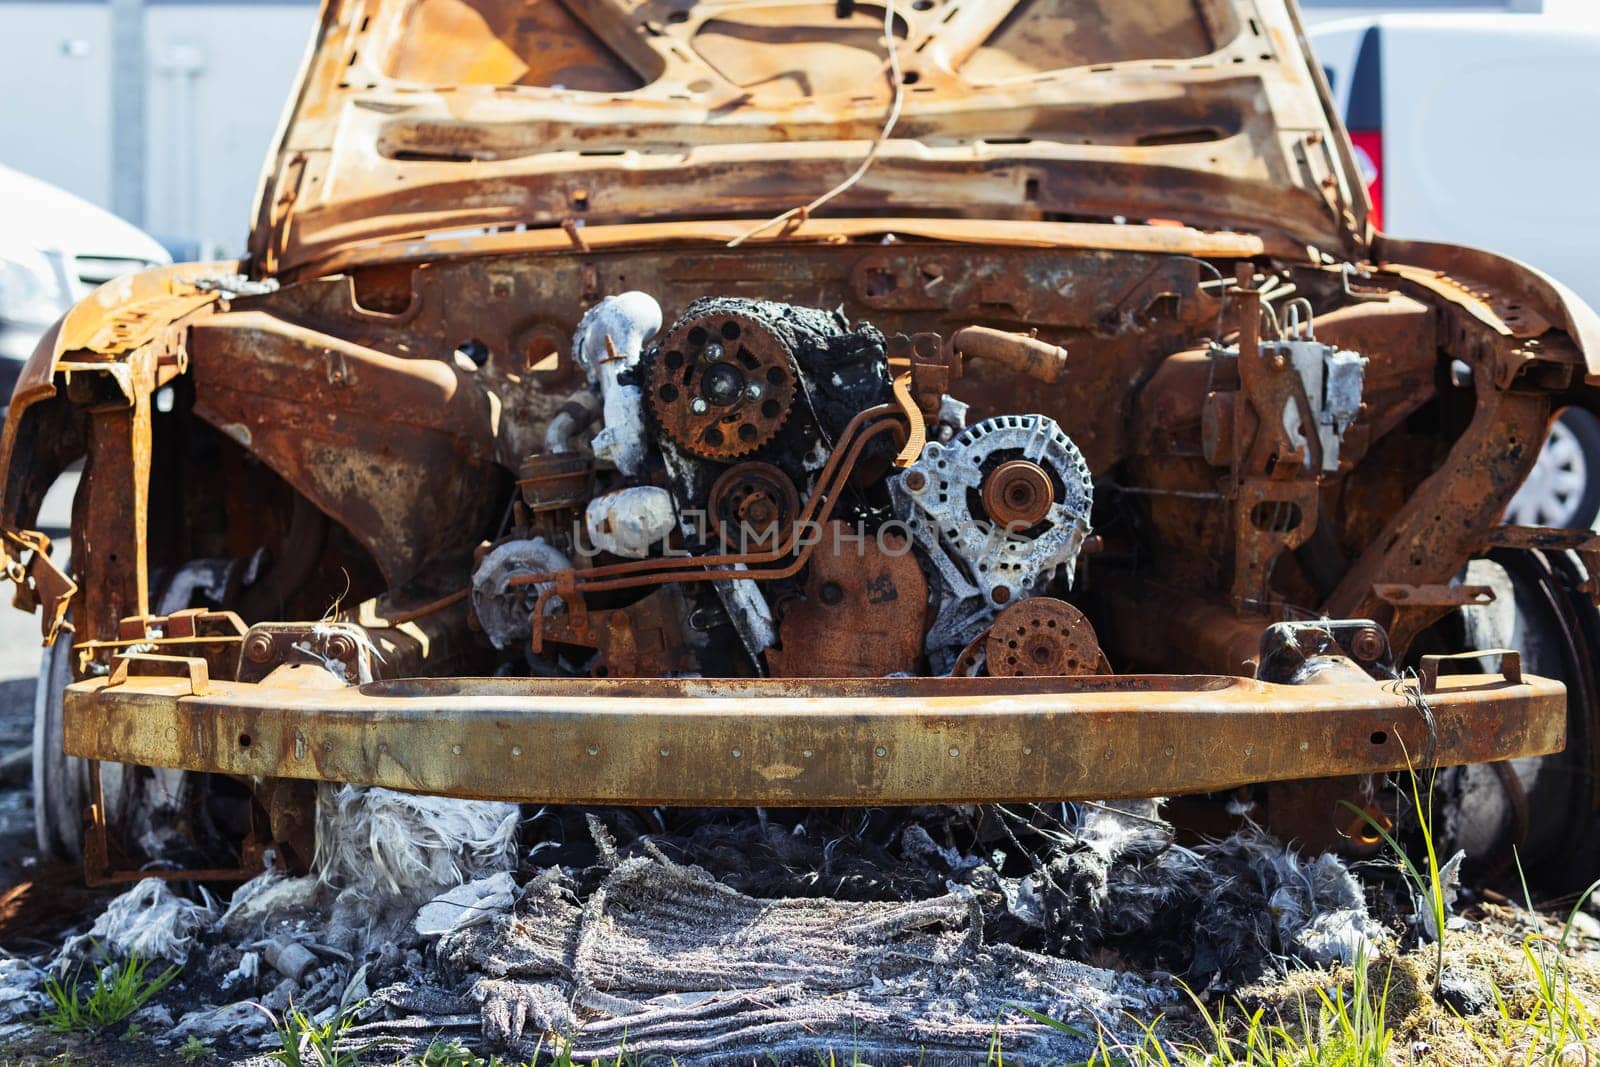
[63, 669, 1564, 806]
[1375, 236, 1600, 381]
[9, 0, 1600, 890]
[0, 264, 224, 535]
[1326, 386, 1552, 650]
[303, 218, 1271, 280]
[184, 312, 503, 586]
[73, 380, 154, 648]
[766, 523, 927, 679]
[3, 262, 227, 415]
[251, 0, 1360, 274]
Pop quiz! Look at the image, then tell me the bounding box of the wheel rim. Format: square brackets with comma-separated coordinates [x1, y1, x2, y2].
[1506, 420, 1590, 528]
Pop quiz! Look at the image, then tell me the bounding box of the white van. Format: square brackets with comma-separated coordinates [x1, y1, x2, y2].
[0, 164, 170, 397]
[1312, 13, 1600, 527]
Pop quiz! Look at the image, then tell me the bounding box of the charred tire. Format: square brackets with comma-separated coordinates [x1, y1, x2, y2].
[32, 629, 87, 859]
[1441, 548, 1600, 888]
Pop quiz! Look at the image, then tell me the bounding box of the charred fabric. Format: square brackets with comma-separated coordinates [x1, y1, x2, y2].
[476, 292, 1098, 680]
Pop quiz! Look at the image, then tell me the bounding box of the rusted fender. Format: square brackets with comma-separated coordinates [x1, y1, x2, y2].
[0, 263, 231, 589]
[63, 670, 1564, 805]
[0, 261, 231, 487]
[1375, 235, 1600, 384]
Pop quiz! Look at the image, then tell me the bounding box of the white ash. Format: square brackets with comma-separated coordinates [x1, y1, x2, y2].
[0, 956, 47, 1028]
[313, 786, 520, 906]
[42, 786, 520, 1050]
[430, 851, 1164, 1064]
[15, 799, 1403, 1063]
[53, 877, 218, 973]
[168, 999, 277, 1045]
[414, 872, 518, 937]
[1266, 851, 1386, 967]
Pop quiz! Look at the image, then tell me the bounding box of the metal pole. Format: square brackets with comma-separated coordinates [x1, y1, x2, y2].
[109, 0, 146, 227]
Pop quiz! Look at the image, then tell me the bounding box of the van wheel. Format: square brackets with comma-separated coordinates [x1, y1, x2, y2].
[1504, 408, 1600, 530]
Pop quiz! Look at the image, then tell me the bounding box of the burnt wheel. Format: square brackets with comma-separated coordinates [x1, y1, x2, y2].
[32, 629, 86, 859]
[1439, 548, 1600, 889]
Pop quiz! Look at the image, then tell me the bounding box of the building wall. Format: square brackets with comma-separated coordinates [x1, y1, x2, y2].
[142, 3, 313, 256]
[0, 0, 315, 257]
[0, 5, 117, 208]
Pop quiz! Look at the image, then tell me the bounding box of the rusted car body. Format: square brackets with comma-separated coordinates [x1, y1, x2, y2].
[5, 0, 1598, 880]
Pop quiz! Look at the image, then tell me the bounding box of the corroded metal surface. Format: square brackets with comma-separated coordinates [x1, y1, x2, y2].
[2, 0, 1600, 876]
[647, 308, 798, 461]
[707, 462, 799, 551]
[248, 1, 1364, 273]
[985, 598, 1105, 677]
[982, 460, 1055, 530]
[766, 524, 926, 679]
[62, 667, 1565, 805]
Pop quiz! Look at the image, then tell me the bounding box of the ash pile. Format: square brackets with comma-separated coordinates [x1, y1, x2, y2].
[0, 790, 1386, 1064]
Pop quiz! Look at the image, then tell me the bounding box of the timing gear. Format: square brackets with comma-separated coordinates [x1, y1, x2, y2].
[646, 306, 798, 461]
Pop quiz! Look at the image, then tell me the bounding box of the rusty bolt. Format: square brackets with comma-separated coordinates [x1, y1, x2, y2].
[738, 493, 777, 528]
[243, 632, 275, 664]
[1349, 626, 1386, 663]
[904, 470, 927, 492]
[992, 585, 1012, 604]
[325, 632, 358, 661]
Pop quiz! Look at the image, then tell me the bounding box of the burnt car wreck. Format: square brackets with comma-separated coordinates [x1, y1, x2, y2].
[2, 0, 1598, 888]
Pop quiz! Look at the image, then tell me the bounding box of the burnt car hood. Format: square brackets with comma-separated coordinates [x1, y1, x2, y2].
[249, 0, 1367, 274]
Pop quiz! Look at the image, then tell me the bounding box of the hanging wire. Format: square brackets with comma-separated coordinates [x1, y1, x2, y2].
[727, 0, 905, 247]
[1179, 255, 1230, 341]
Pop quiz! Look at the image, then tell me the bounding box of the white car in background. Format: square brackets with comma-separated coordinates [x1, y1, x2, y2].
[0, 164, 170, 397]
[1312, 12, 1600, 528]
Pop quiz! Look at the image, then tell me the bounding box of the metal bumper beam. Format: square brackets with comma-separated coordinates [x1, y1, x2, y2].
[63, 670, 1565, 805]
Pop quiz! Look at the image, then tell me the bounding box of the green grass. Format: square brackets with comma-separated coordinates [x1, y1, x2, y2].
[259, 999, 367, 1067]
[527, 1036, 642, 1067]
[1462, 856, 1600, 1065]
[1066, 950, 1394, 1066]
[1080, 746, 1600, 1066]
[37, 951, 179, 1035]
[1342, 742, 1449, 999]
[176, 1035, 214, 1064]
[415, 1039, 499, 1067]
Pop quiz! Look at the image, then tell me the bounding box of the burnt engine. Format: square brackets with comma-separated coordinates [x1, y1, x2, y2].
[471, 293, 1095, 679]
